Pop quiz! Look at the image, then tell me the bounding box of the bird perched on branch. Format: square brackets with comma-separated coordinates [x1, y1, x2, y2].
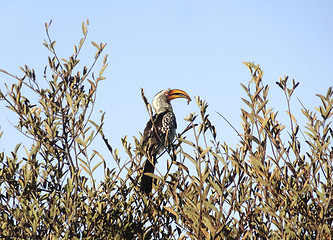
[140, 89, 191, 195]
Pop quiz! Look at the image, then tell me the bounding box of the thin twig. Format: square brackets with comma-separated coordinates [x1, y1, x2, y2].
[215, 111, 244, 141]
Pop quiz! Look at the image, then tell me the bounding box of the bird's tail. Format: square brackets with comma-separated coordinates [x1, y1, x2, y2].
[140, 156, 156, 195]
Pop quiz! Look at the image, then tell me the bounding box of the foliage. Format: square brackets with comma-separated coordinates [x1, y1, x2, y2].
[0, 21, 332, 239]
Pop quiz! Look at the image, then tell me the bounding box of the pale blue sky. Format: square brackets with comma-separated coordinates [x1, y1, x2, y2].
[1, 1, 332, 179]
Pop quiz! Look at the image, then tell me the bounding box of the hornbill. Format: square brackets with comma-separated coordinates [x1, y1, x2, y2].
[140, 89, 191, 195]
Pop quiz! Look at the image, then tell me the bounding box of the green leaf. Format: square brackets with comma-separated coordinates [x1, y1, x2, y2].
[242, 98, 253, 109]
[163, 206, 178, 220]
[92, 161, 102, 173]
[82, 21, 87, 36]
[99, 63, 108, 77]
[182, 152, 197, 166]
[177, 137, 195, 147]
[79, 163, 90, 176]
[200, 147, 211, 159]
[91, 41, 99, 50]
[66, 92, 75, 112]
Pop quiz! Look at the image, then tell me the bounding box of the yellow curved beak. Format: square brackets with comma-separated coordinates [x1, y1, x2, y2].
[168, 89, 191, 104]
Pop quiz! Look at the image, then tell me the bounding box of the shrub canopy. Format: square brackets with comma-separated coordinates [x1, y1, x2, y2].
[0, 21, 332, 239]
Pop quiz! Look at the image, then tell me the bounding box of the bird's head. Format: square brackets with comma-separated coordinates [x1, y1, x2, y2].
[152, 89, 191, 114]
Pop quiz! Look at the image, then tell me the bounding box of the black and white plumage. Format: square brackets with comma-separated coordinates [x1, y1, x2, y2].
[140, 89, 191, 195]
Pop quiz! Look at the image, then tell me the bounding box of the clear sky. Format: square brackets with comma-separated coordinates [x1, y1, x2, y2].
[1, 1, 332, 180]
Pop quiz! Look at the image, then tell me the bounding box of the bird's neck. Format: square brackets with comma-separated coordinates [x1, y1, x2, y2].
[154, 105, 173, 114]
[153, 98, 173, 114]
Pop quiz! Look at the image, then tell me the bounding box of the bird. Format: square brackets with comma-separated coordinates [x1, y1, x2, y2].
[140, 89, 191, 195]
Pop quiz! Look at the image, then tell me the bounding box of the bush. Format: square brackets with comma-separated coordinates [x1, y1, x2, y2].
[0, 21, 332, 239]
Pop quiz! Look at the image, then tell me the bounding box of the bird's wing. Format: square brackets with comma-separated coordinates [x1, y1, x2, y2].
[142, 111, 174, 158]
